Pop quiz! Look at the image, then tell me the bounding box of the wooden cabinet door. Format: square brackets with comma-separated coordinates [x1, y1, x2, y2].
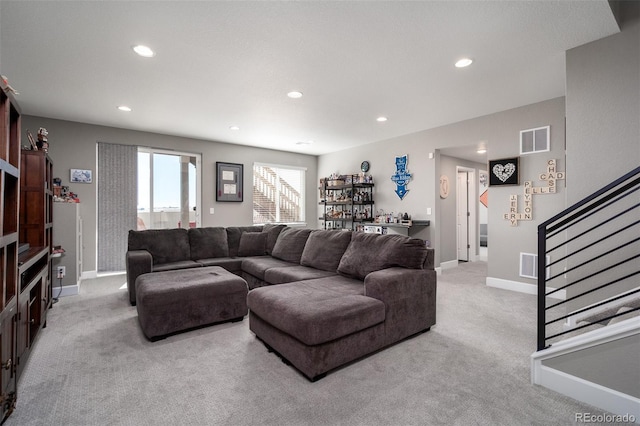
[0, 307, 17, 419]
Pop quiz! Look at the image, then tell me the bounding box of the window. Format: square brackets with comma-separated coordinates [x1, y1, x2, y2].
[137, 147, 201, 230]
[520, 125, 550, 154]
[253, 163, 306, 224]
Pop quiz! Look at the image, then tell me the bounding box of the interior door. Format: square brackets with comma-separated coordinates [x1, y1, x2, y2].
[457, 171, 469, 261]
[137, 149, 201, 230]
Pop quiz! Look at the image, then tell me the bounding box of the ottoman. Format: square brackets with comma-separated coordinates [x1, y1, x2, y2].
[135, 266, 248, 340]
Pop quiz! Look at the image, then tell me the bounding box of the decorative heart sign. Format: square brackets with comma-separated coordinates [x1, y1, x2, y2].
[493, 163, 516, 182]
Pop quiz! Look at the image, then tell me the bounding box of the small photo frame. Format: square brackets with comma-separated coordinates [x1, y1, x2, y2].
[70, 168, 92, 183]
[489, 157, 519, 186]
[216, 162, 243, 202]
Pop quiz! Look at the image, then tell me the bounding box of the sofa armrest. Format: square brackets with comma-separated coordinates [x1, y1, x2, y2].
[126, 250, 153, 305]
[364, 267, 436, 345]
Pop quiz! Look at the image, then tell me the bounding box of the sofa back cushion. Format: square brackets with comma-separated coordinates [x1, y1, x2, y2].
[262, 223, 287, 255]
[238, 232, 268, 256]
[128, 228, 190, 265]
[226, 226, 263, 257]
[300, 230, 352, 272]
[188, 227, 229, 260]
[271, 227, 312, 264]
[337, 232, 428, 280]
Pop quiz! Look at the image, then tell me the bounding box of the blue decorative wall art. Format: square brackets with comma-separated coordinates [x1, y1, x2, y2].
[391, 154, 412, 200]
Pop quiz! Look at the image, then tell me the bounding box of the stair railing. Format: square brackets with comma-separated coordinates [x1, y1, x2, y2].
[537, 166, 640, 351]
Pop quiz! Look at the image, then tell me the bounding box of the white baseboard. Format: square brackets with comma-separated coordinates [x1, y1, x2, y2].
[440, 260, 458, 270]
[531, 319, 640, 420]
[52, 283, 79, 298]
[533, 365, 640, 421]
[96, 271, 125, 277]
[486, 276, 566, 300]
[81, 270, 97, 279]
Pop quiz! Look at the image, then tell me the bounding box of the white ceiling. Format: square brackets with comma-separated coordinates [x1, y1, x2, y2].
[0, 1, 619, 157]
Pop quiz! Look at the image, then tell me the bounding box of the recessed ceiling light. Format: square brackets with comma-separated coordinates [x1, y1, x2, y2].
[229, 125, 240, 131]
[455, 58, 473, 68]
[295, 140, 314, 145]
[117, 105, 132, 112]
[133, 45, 155, 58]
[287, 91, 303, 99]
[376, 116, 388, 122]
[477, 148, 487, 154]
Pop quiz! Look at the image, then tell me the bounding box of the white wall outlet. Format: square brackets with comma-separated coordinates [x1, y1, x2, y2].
[57, 266, 66, 278]
[427, 207, 432, 215]
[209, 207, 215, 214]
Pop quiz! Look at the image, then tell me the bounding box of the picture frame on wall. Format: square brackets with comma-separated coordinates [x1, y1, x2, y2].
[70, 168, 92, 183]
[488, 157, 519, 186]
[216, 162, 243, 202]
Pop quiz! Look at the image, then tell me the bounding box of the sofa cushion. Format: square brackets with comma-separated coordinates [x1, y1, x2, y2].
[226, 226, 263, 257]
[337, 233, 428, 280]
[300, 230, 352, 272]
[271, 228, 312, 264]
[188, 227, 229, 260]
[152, 260, 201, 272]
[264, 265, 337, 285]
[128, 228, 191, 265]
[238, 232, 267, 256]
[241, 256, 298, 281]
[262, 224, 287, 255]
[248, 282, 385, 346]
[196, 257, 244, 272]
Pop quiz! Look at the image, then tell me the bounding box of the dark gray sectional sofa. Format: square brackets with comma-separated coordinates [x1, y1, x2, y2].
[125, 224, 284, 305]
[126, 225, 437, 381]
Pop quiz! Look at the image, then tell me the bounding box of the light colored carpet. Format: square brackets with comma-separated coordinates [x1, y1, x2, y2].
[6, 262, 607, 425]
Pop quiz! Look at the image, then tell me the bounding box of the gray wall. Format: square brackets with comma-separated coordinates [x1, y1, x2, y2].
[566, 1, 639, 200]
[318, 97, 566, 285]
[549, 1, 639, 389]
[22, 116, 318, 274]
[563, 0, 639, 306]
[543, 334, 640, 398]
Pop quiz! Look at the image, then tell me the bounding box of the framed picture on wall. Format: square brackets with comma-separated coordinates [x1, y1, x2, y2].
[216, 162, 243, 202]
[70, 168, 92, 183]
[489, 157, 519, 186]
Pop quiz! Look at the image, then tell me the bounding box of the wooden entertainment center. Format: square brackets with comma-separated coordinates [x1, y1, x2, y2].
[0, 80, 53, 421]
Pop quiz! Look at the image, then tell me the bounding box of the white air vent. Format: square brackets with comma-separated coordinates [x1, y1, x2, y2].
[520, 252, 550, 279]
[520, 126, 550, 154]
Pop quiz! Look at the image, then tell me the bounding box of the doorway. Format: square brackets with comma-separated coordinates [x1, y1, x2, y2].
[456, 167, 476, 262]
[479, 170, 488, 261]
[137, 148, 201, 230]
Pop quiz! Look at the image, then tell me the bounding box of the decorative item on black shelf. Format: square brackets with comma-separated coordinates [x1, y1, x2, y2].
[401, 212, 412, 225]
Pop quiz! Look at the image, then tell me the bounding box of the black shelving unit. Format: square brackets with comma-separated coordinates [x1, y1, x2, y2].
[319, 174, 374, 231]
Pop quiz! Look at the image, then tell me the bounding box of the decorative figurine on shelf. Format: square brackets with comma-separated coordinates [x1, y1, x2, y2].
[26, 129, 38, 150]
[37, 127, 49, 152]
